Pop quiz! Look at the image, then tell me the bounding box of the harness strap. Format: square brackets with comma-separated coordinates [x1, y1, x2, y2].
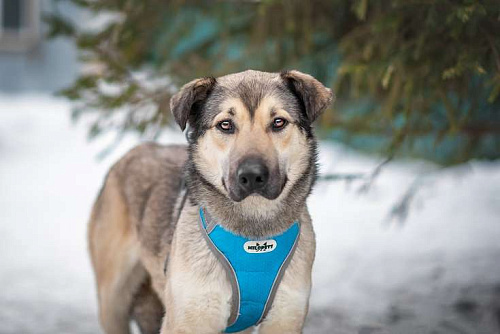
[199, 208, 300, 333]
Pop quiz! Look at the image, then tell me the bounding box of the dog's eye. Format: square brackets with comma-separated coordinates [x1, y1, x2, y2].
[217, 120, 234, 133]
[272, 118, 288, 131]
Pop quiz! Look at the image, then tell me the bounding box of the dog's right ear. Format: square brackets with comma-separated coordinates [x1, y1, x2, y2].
[170, 77, 217, 131]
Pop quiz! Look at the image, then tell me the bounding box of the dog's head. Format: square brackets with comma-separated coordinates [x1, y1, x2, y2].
[171, 70, 333, 222]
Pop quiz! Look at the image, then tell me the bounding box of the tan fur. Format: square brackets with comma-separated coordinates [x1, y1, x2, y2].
[161, 202, 315, 334]
[88, 70, 333, 334]
[89, 143, 186, 334]
[195, 94, 310, 221]
[89, 173, 146, 334]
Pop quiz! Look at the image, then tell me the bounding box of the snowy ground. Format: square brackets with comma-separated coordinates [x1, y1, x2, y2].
[0, 95, 499, 334]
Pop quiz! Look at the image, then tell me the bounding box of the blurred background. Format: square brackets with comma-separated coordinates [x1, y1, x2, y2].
[0, 1, 499, 333]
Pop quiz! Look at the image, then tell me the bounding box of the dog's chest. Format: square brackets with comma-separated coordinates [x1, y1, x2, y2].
[197, 208, 300, 332]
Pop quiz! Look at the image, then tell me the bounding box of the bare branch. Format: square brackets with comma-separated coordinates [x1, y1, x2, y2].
[385, 176, 424, 225]
[357, 155, 394, 193]
[318, 173, 365, 182]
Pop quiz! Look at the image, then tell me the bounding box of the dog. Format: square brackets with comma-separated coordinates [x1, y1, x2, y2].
[88, 69, 333, 334]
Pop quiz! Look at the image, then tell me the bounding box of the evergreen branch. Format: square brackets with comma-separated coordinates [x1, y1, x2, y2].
[483, 28, 500, 74]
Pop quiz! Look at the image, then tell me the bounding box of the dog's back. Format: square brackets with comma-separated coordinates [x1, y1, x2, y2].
[88, 143, 187, 334]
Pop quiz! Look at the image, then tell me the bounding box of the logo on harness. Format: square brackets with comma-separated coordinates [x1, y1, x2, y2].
[244, 240, 277, 253]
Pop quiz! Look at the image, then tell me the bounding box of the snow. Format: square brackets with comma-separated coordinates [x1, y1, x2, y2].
[0, 94, 499, 333]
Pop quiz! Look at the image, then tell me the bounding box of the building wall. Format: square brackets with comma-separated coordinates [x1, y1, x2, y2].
[0, 0, 79, 93]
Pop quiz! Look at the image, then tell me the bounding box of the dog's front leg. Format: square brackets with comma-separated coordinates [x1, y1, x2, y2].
[257, 283, 311, 334]
[160, 223, 233, 334]
[258, 231, 314, 334]
[161, 267, 232, 334]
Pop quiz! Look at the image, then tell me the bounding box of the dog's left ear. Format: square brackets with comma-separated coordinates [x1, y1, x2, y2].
[281, 70, 334, 123]
[170, 76, 217, 131]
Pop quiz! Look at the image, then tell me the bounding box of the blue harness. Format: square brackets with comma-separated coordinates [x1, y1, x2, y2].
[199, 208, 300, 333]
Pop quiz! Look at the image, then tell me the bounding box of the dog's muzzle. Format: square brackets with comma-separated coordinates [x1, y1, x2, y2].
[228, 157, 282, 202]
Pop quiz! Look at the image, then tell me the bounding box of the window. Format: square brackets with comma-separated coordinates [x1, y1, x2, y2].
[0, 0, 40, 52]
[3, 0, 23, 30]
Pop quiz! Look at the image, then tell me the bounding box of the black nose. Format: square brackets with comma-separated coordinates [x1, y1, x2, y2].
[237, 158, 269, 195]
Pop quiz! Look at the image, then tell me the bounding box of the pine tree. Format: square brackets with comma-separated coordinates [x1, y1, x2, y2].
[45, 0, 500, 164]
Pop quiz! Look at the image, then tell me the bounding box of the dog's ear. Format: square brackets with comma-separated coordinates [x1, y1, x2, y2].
[170, 77, 217, 131]
[280, 70, 334, 123]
